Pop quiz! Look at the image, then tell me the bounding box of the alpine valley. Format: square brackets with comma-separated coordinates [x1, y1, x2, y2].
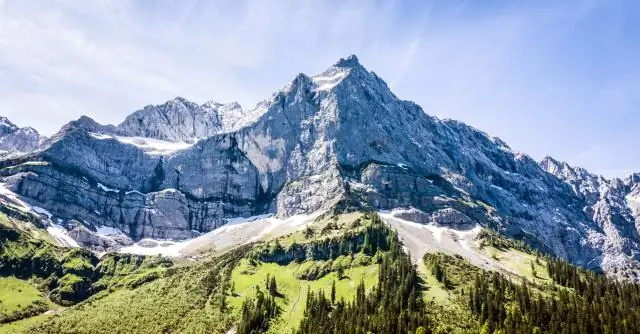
[1, 56, 639, 334]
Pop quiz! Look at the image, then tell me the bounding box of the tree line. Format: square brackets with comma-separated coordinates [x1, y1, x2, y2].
[468, 258, 640, 333]
[295, 214, 429, 334]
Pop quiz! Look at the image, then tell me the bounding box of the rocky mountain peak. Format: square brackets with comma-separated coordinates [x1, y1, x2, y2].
[302, 56, 397, 111]
[167, 96, 199, 109]
[201, 100, 245, 133]
[116, 97, 221, 142]
[540, 156, 605, 199]
[2, 55, 640, 281]
[334, 54, 362, 69]
[61, 115, 116, 134]
[540, 156, 594, 181]
[0, 116, 19, 136]
[202, 100, 241, 111]
[539, 156, 560, 168]
[0, 116, 46, 152]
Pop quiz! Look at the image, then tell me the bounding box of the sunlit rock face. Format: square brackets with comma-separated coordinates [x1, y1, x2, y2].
[0, 117, 46, 153]
[1, 55, 640, 280]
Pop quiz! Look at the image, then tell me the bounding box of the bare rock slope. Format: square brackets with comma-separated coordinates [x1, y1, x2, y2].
[1, 55, 638, 279]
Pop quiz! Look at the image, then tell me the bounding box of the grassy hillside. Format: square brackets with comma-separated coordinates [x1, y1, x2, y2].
[0, 211, 176, 332]
[230, 259, 379, 333]
[231, 212, 388, 333]
[3, 209, 640, 333]
[31, 246, 248, 334]
[12, 212, 398, 333]
[417, 228, 640, 333]
[0, 277, 49, 325]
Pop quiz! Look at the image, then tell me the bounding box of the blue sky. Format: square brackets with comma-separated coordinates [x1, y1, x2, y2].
[0, 0, 637, 177]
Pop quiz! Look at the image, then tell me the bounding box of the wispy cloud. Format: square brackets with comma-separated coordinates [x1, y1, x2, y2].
[0, 0, 421, 132]
[0, 0, 637, 177]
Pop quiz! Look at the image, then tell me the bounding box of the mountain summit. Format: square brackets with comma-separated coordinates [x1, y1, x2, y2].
[0, 116, 46, 153]
[0, 56, 638, 280]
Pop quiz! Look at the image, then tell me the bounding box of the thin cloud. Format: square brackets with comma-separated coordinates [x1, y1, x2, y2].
[0, 0, 637, 178]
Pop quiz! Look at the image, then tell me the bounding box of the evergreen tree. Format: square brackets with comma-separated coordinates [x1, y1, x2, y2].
[238, 287, 279, 334]
[295, 215, 429, 334]
[331, 280, 336, 305]
[268, 276, 278, 297]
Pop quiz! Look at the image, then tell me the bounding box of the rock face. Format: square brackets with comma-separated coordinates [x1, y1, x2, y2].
[1, 55, 639, 280]
[0, 117, 46, 152]
[116, 97, 244, 142]
[540, 157, 640, 279]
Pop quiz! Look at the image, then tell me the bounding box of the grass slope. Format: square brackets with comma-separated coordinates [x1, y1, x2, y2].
[3, 207, 616, 334]
[0, 210, 177, 332]
[231, 259, 379, 333]
[31, 246, 249, 334]
[29, 213, 390, 333]
[0, 313, 53, 334]
[0, 277, 43, 316]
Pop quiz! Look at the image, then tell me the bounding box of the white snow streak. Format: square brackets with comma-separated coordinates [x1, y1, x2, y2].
[98, 183, 119, 193]
[47, 223, 80, 248]
[90, 133, 194, 155]
[120, 213, 320, 257]
[312, 69, 348, 91]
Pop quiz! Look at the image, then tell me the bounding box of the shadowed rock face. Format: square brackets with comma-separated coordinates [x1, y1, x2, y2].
[1, 55, 639, 280]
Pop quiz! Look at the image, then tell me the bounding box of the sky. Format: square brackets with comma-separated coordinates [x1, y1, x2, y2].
[0, 0, 638, 178]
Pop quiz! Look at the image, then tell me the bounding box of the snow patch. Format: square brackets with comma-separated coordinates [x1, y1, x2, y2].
[97, 183, 119, 193]
[491, 184, 504, 191]
[96, 225, 125, 236]
[225, 213, 274, 226]
[0, 183, 32, 211]
[88, 133, 112, 140]
[125, 190, 145, 196]
[0, 183, 81, 248]
[312, 69, 349, 91]
[157, 188, 180, 195]
[47, 223, 80, 248]
[34, 206, 81, 248]
[118, 214, 276, 257]
[140, 212, 322, 257]
[379, 209, 487, 269]
[119, 239, 192, 257]
[250, 213, 318, 242]
[90, 133, 194, 155]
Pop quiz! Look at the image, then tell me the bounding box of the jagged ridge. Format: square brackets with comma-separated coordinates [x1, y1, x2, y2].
[0, 55, 638, 280]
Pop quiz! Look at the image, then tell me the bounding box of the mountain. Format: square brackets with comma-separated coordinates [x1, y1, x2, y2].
[117, 97, 245, 142]
[540, 156, 640, 278]
[0, 117, 46, 153]
[2, 55, 640, 333]
[0, 55, 639, 281]
[3, 209, 639, 333]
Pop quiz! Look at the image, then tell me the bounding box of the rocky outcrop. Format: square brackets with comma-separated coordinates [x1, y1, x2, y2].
[0, 117, 45, 152]
[117, 97, 244, 142]
[1, 55, 639, 280]
[0, 128, 262, 241]
[201, 101, 245, 133]
[540, 157, 640, 279]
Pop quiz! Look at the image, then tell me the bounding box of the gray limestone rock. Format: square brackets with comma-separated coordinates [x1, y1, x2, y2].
[1, 55, 639, 280]
[0, 117, 46, 152]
